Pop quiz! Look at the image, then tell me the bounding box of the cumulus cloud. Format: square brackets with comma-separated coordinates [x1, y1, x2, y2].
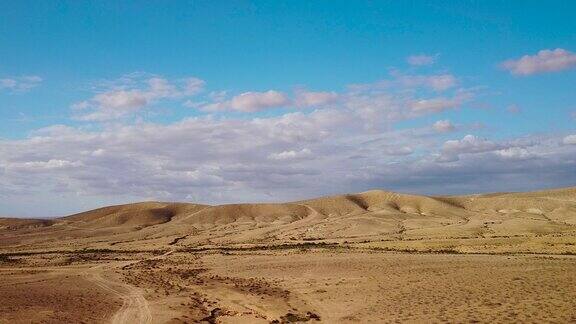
[433, 120, 455, 133]
[434, 153, 459, 163]
[434, 135, 549, 164]
[502, 48, 576, 75]
[338, 81, 473, 130]
[436, 135, 501, 162]
[494, 147, 535, 160]
[181, 78, 206, 96]
[268, 148, 312, 161]
[407, 54, 436, 66]
[73, 75, 205, 121]
[0, 111, 348, 209]
[294, 90, 339, 107]
[384, 146, 413, 156]
[196, 70, 466, 118]
[563, 135, 576, 145]
[2, 115, 576, 217]
[6, 69, 576, 217]
[202, 90, 289, 112]
[0, 103, 418, 205]
[0, 76, 42, 93]
[397, 74, 457, 91]
[230, 90, 289, 112]
[94, 90, 147, 109]
[410, 93, 469, 113]
[4, 159, 83, 172]
[442, 135, 500, 154]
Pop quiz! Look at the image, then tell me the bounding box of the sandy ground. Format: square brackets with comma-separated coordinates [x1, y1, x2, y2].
[1, 249, 575, 323]
[0, 265, 122, 323]
[1, 187, 576, 323]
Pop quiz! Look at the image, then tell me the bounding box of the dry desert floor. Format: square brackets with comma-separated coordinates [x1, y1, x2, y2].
[1, 187, 576, 323]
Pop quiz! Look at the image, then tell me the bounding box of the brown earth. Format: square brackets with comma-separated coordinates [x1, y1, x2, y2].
[1, 187, 575, 323]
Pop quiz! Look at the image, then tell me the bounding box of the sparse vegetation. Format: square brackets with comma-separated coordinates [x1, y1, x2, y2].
[180, 242, 340, 253]
[0, 254, 18, 263]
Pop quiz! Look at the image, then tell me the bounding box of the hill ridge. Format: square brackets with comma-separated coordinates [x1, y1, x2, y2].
[1, 186, 575, 254]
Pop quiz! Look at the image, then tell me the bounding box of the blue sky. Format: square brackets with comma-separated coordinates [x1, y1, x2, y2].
[1, 1, 576, 217]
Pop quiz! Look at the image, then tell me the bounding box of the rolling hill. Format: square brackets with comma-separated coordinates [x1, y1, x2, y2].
[1, 187, 575, 254]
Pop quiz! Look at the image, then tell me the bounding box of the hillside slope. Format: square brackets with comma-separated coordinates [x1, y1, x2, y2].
[1, 187, 575, 254]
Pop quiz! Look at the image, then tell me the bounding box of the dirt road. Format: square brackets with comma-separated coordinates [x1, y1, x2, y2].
[83, 264, 152, 324]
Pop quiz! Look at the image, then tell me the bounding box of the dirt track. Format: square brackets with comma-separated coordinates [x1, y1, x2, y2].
[83, 265, 152, 324]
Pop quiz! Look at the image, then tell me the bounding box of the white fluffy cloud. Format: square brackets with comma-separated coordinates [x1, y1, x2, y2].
[268, 148, 312, 161]
[443, 135, 500, 154]
[563, 134, 576, 145]
[93, 90, 148, 111]
[434, 135, 552, 164]
[196, 71, 465, 117]
[294, 90, 339, 107]
[384, 146, 413, 156]
[73, 75, 205, 121]
[231, 90, 289, 112]
[0, 76, 42, 93]
[433, 120, 455, 133]
[437, 135, 501, 162]
[2, 116, 576, 217]
[407, 54, 436, 66]
[202, 90, 289, 112]
[335, 77, 473, 130]
[410, 93, 469, 113]
[4, 159, 83, 172]
[502, 48, 576, 75]
[4, 70, 576, 217]
[495, 147, 535, 160]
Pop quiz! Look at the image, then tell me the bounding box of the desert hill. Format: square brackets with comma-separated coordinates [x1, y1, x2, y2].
[61, 202, 208, 229]
[2, 187, 576, 323]
[0, 218, 54, 230]
[1, 187, 575, 254]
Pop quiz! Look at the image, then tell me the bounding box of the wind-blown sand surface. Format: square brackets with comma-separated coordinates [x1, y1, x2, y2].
[1, 187, 575, 323]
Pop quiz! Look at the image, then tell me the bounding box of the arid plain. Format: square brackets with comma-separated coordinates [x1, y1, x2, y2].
[1, 187, 576, 323]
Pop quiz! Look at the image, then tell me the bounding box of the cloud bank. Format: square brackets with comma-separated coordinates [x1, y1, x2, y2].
[1, 65, 575, 217]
